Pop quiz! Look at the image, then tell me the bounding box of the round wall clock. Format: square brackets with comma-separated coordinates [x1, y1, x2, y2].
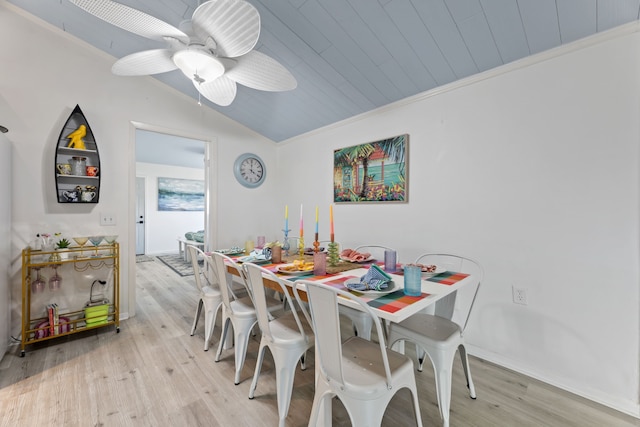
[233, 153, 266, 188]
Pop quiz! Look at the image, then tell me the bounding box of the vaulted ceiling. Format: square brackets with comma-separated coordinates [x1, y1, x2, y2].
[7, 0, 640, 142]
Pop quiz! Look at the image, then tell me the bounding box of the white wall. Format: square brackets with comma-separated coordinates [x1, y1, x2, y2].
[136, 162, 204, 255]
[0, 131, 12, 354]
[0, 4, 277, 337]
[276, 29, 640, 415]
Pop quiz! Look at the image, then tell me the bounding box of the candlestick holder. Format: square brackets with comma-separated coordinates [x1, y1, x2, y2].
[328, 242, 340, 267]
[298, 235, 305, 260]
[282, 229, 291, 256]
[313, 234, 320, 253]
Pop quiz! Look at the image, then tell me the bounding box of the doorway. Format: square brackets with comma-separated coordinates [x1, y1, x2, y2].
[128, 123, 217, 318]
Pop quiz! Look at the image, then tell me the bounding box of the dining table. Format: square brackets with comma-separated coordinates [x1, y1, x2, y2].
[220, 251, 477, 426]
[224, 253, 473, 325]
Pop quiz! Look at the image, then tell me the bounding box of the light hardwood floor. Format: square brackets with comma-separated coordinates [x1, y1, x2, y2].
[1, 257, 638, 426]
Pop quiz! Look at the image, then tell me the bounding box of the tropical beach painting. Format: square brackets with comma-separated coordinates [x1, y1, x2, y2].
[158, 177, 205, 211]
[334, 134, 408, 203]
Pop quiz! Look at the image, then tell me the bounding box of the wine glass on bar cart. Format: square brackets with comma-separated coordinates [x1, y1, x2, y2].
[88, 235, 104, 257]
[103, 235, 118, 255]
[72, 236, 89, 257]
[49, 264, 62, 291]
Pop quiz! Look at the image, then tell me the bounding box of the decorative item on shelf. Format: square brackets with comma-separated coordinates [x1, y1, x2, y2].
[55, 236, 71, 260]
[56, 163, 71, 175]
[86, 166, 99, 177]
[70, 156, 87, 176]
[55, 236, 71, 250]
[66, 124, 87, 149]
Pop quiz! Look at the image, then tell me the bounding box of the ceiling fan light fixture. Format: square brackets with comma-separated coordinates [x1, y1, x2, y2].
[173, 49, 224, 83]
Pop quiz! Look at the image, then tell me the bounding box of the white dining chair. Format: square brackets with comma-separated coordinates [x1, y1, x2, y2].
[387, 253, 483, 427]
[299, 279, 423, 427]
[243, 262, 314, 427]
[210, 252, 281, 385]
[188, 245, 223, 351]
[340, 244, 397, 340]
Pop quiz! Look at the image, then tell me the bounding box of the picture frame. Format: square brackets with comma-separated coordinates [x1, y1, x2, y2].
[158, 177, 205, 211]
[333, 134, 408, 203]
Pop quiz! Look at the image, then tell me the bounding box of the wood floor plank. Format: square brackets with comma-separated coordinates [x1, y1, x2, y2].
[1, 256, 638, 427]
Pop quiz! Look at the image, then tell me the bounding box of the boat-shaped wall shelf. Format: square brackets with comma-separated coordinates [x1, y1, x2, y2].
[54, 105, 101, 203]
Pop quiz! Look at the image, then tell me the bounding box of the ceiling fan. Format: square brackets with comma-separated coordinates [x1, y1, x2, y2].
[69, 0, 297, 106]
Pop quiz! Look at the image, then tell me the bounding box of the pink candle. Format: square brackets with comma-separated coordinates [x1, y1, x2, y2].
[299, 204, 304, 237]
[329, 205, 334, 242]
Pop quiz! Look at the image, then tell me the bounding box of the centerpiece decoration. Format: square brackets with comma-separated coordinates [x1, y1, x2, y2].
[327, 205, 339, 266]
[282, 205, 291, 256]
[312, 206, 327, 275]
[298, 204, 305, 261]
[313, 206, 320, 253]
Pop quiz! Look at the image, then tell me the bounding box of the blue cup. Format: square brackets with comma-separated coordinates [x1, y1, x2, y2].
[403, 265, 422, 296]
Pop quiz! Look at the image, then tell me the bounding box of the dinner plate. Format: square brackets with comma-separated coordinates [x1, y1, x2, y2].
[276, 264, 314, 276]
[400, 264, 446, 277]
[215, 248, 245, 256]
[344, 278, 399, 295]
[340, 256, 375, 264]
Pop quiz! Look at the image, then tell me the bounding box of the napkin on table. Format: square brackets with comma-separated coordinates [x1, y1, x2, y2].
[347, 264, 392, 291]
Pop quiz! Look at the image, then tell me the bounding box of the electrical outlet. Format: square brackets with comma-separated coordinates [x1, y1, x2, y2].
[100, 212, 116, 226]
[512, 286, 528, 305]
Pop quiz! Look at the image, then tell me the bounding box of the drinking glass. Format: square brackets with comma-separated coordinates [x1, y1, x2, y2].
[88, 235, 104, 256]
[403, 265, 422, 296]
[72, 236, 89, 257]
[31, 267, 46, 294]
[49, 264, 62, 291]
[103, 235, 118, 255]
[313, 252, 327, 276]
[256, 235, 266, 249]
[384, 249, 397, 273]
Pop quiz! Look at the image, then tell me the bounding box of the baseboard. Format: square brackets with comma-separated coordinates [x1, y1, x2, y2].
[467, 344, 640, 419]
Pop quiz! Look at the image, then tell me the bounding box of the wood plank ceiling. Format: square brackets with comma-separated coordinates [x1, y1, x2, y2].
[7, 0, 640, 142]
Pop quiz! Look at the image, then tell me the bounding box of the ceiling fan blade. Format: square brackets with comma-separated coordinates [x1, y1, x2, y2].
[112, 49, 178, 76]
[69, 0, 189, 44]
[227, 51, 297, 92]
[192, 0, 260, 58]
[195, 76, 237, 106]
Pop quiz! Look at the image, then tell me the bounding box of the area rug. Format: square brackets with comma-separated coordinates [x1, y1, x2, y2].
[157, 254, 201, 277]
[136, 255, 155, 263]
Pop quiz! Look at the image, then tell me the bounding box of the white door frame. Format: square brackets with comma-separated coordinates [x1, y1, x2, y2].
[128, 121, 218, 317]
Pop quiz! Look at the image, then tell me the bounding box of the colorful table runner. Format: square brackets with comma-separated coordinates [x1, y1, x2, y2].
[426, 271, 469, 285]
[320, 276, 430, 314]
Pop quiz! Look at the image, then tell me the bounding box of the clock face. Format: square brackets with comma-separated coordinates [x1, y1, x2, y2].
[234, 153, 266, 188]
[240, 157, 263, 183]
